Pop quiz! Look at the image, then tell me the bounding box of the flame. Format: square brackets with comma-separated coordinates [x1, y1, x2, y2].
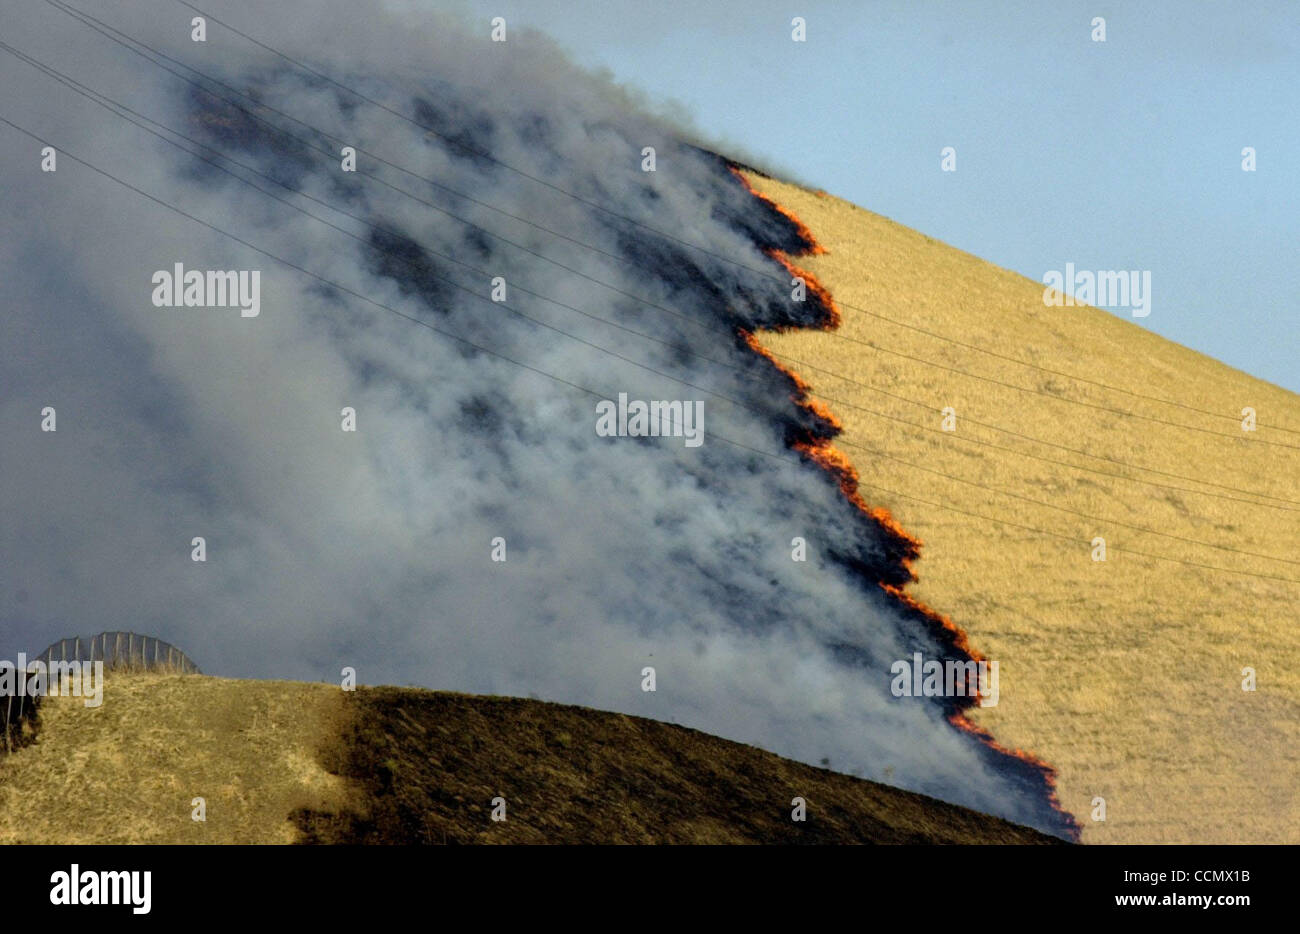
[773, 252, 842, 330]
[881, 583, 980, 661]
[734, 171, 1081, 840]
[730, 167, 828, 256]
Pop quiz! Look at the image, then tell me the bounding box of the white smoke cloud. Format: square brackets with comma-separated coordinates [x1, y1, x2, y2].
[0, 0, 1073, 836]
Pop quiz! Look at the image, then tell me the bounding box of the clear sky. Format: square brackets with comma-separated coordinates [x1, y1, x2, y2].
[445, 0, 1299, 392]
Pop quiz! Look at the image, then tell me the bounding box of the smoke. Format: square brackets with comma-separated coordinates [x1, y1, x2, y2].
[0, 0, 1074, 836]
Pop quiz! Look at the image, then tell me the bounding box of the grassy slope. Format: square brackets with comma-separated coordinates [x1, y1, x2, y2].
[0, 674, 350, 844]
[0, 673, 1058, 844]
[743, 171, 1300, 843]
[9, 176, 1291, 845]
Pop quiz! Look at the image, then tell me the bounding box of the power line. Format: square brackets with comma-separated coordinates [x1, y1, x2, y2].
[171, 0, 1300, 438]
[3, 113, 1296, 585]
[9, 33, 1300, 569]
[11, 37, 1297, 519]
[156, 0, 1300, 439]
[47, 0, 1300, 447]
[43, 0, 729, 339]
[802, 333, 1300, 451]
[0, 42, 779, 419]
[766, 351, 1300, 510]
[16, 16, 1300, 515]
[839, 435, 1300, 566]
[830, 388, 1300, 514]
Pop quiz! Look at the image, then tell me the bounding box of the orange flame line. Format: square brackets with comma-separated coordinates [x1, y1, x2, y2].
[733, 169, 1079, 839]
[730, 167, 828, 256]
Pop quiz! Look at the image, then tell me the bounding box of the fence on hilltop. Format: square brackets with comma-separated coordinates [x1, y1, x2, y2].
[2, 631, 201, 753]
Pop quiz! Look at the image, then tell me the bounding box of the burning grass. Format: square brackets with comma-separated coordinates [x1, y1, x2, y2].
[741, 170, 1300, 844]
[734, 181, 1080, 839]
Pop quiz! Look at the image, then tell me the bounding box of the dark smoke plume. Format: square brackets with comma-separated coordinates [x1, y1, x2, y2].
[0, 0, 1074, 837]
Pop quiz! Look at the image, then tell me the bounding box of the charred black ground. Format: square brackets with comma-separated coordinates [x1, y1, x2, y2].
[293, 688, 1066, 845]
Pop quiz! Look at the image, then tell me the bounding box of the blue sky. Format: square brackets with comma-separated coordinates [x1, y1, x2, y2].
[450, 0, 1299, 392]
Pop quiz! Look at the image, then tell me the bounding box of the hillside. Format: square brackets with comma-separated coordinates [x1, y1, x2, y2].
[4, 168, 1291, 845]
[742, 171, 1300, 844]
[0, 673, 1059, 844]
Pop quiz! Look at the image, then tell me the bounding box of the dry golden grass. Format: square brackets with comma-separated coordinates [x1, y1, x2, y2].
[743, 171, 1300, 843]
[0, 672, 352, 843]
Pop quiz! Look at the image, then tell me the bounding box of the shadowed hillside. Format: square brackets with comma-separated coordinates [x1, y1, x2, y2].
[295, 686, 1062, 844]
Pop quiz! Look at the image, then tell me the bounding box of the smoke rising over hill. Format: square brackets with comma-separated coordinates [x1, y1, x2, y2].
[0, 0, 1073, 836]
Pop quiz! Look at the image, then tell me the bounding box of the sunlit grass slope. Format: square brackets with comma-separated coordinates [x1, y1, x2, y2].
[0, 673, 350, 843]
[743, 171, 1300, 844]
[0, 671, 351, 848]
